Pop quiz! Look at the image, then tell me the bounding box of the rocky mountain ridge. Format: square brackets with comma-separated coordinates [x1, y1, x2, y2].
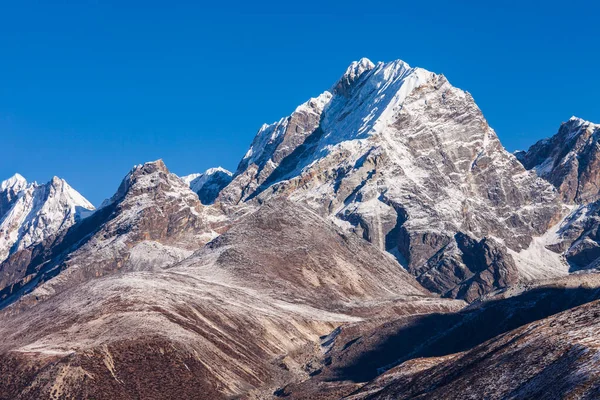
[0, 164, 464, 399]
[218, 57, 565, 301]
[517, 117, 600, 272]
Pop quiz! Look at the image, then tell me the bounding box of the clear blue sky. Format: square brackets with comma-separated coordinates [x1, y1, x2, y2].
[1, 1, 598, 205]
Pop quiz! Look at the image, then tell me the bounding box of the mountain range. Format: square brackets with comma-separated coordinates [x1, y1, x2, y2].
[2, 58, 600, 399]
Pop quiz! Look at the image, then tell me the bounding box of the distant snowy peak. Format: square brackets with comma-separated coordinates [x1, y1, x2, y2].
[181, 167, 233, 205]
[180, 173, 202, 186]
[0, 173, 28, 193]
[0, 174, 95, 263]
[49, 176, 95, 213]
[518, 116, 600, 203]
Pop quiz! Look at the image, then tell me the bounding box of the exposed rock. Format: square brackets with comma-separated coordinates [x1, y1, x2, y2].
[416, 233, 519, 302]
[350, 290, 600, 399]
[0, 159, 228, 307]
[518, 117, 600, 272]
[517, 116, 600, 204]
[218, 58, 562, 299]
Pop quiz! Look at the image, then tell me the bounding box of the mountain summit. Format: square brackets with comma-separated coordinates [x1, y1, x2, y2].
[219, 58, 563, 300]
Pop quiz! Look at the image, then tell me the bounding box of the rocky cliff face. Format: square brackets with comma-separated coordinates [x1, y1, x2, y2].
[518, 117, 600, 272]
[517, 117, 600, 204]
[219, 58, 563, 300]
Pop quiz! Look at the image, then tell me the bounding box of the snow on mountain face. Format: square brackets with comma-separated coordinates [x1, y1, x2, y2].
[516, 118, 600, 272]
[181, 167, 233, 204]
[0, 174, 461, 399]
[218, 58, 563, 299]
[0, 174, 94, 263]
[0, 173, 27, 193]
[0, 160, 230, 307]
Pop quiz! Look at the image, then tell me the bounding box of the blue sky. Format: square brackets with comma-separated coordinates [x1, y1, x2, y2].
[1, 0, 598, 205]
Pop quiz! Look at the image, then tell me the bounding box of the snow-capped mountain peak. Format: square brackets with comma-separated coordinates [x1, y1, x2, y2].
[0, 174, 95, 263]
[48, 176, 95, 211]
[181, 166, 233, 205]
[0, 173, 28, 192]
[334, 57, 376, 96]
[218, 57, 562, 300]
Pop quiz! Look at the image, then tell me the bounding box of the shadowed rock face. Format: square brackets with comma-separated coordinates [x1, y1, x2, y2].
[218, 58, 562, 299]
[277, 274, 600, 399]
[415, 233, 519, 302]
[350, 294, 600, 400]
[182, 167, 233, 205]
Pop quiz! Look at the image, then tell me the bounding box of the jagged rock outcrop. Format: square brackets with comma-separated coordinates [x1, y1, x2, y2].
[218, 58, 562, 299]
[518, 117, 600, 272]
[416, 233, 519, 302]
[0, 174, 94, 266]
[517, 117, 600, 204]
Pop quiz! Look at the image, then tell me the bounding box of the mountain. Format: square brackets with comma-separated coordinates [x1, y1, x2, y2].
[517, 116, 600, 204]
[343, 277, 600, 400]
[2, 58, 600, 399]
[517, 117, 600, 272]
[218, 57, 564, 300]
[0, 174, 94, 265]
[0, 166, 463, 399]
[0, 173, 28, 219]
[0, 160, 229, 307]
[181, 167, 233, 204]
